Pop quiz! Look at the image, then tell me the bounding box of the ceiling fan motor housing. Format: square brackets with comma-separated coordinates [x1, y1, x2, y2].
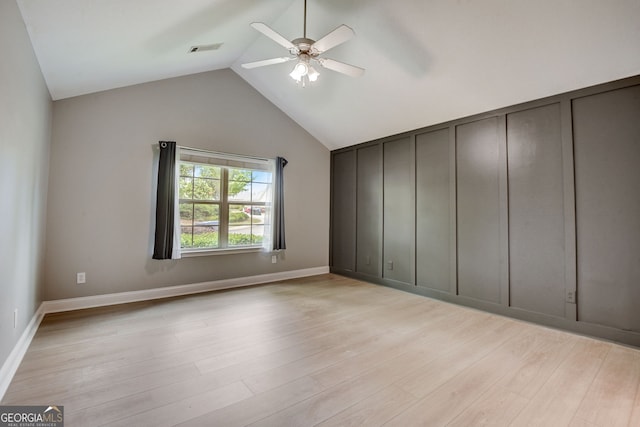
[291, 38, 317, 56]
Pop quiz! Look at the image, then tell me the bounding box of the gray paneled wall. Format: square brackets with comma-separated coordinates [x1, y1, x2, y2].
[330, 76, 640, 346]
[356, 144, 382, 277]
[507, 104, 566, 318]
[415, 129, 451, 293]
[573, 85, 640, 332]
[383, 137, 414, 285]
[456, 118, 502, 304]
[330, 150, 356, 272]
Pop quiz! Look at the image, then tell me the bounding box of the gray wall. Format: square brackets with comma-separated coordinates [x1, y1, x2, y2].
[45, 69, 329, 300]
[331, 76, 640, 346]
[0, 0, 52, 368]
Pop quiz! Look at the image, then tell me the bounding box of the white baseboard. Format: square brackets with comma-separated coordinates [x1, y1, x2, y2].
[0, 304, 45, 401]
[40, 266, 329, 314]
[0, 266, 328, 402]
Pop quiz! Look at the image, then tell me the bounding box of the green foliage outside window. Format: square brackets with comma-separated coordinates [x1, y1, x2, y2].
[181, 231, 262, 248]
[229, 211, 250, 223]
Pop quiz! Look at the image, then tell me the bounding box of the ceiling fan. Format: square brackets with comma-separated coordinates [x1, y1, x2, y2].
[241, 0, 365, 86]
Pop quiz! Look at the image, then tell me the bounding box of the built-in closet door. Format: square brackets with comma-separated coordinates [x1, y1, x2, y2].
[416, 128, 451, 292]
[507, 104, 566, 317]
[331, 150, 356, 272]
[383, 137, 413, 285]
[356, 144, 382, 277]
[456, 117, 502, 304]
[573, 84, 640, 331]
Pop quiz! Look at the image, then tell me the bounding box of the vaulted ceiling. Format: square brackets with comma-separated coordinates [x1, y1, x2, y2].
[17, 0, 640, 150]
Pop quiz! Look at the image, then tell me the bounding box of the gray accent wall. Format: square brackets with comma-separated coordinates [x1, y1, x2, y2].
[415, 129, 451, 293]
[355, 145, 382, 278]
[330, 75, 640, 347]
[456, 118, 502, 305]
[383, 137, 414, 285]
[507, 104, 566, 318]
[45, 69, 329, 300]
[573, 85, 640, 332]
[0, 0, 52, 370]
[330, 150, 356, 273]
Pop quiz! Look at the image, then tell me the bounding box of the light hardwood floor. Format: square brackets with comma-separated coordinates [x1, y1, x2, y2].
[3, 274, 640, 426]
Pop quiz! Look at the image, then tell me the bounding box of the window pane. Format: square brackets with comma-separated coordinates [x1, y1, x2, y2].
[228, 168, 251, 201]
[228, 226, 254, 246]
[252, 170, 272, 184]
[179, 177, 193, 199]
[252, 232, 264, 245]
[228, 181, 250, 202]
[229, 168, 251, 182]
[194, 203, 219, 225]
[192, 178, 220, 200]
[181, 229, 194, 248]
[229, 204, 251, 225]
[252, 183, 269, 202]
[192, 204, 219, 248]
[179, 203, 194, 222]
[179, 203, 194, 248]
[180, 164, 195, 177]
[251, 217, 265, 245]
[195, 165, 220, 179]
[228, 203, 253, 246]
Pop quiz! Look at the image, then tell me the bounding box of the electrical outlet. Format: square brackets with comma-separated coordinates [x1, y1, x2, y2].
[77, 272, 86, 284]
[567, 291, 576, 304]
[271, 255, 277, 264]
[14, 309, 18, 329]
[388, 260, 394, 270]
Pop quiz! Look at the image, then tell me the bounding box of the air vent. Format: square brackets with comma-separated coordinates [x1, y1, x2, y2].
[188, 43, 223, 53]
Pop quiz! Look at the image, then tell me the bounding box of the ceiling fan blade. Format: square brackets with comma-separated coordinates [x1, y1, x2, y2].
[311, 25, 355, 54]
[250, 22, 297, 52]
[241, 57, 295, 69]
[317, 58, 365, 77]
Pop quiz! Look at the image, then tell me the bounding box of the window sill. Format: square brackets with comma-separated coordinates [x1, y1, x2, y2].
[180, 247, 264, 257]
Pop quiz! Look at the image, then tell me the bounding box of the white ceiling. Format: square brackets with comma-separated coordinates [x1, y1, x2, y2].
[17, 0, 640, 150]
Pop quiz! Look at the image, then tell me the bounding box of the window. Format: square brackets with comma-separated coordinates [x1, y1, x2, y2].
[178, 149, 273, 253]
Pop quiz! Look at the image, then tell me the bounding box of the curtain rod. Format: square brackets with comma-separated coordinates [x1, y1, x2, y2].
[176, 144, 272, 163]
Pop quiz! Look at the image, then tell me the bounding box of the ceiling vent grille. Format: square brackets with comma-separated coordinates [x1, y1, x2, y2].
[188, 43, 223, 53]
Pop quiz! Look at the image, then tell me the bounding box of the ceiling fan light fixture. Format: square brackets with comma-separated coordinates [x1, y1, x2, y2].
[308, 65, 319, 82]
[289, 60, 319, 87]
[290, 61, 309, 80]
[290, 60, 319, 86]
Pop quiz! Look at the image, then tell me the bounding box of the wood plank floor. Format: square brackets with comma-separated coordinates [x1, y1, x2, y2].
[3, 274, 640, 426]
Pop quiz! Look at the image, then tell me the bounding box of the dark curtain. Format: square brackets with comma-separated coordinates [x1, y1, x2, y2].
[272, 157, 288, 250]
[153, 141, 177, 259]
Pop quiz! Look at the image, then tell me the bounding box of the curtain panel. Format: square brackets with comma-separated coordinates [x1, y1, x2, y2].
[153, 141, 181, 259]
[272, 157, 288, 251]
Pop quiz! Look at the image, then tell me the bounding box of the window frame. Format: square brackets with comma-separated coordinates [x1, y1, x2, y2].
[177, 148, 273, 255]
